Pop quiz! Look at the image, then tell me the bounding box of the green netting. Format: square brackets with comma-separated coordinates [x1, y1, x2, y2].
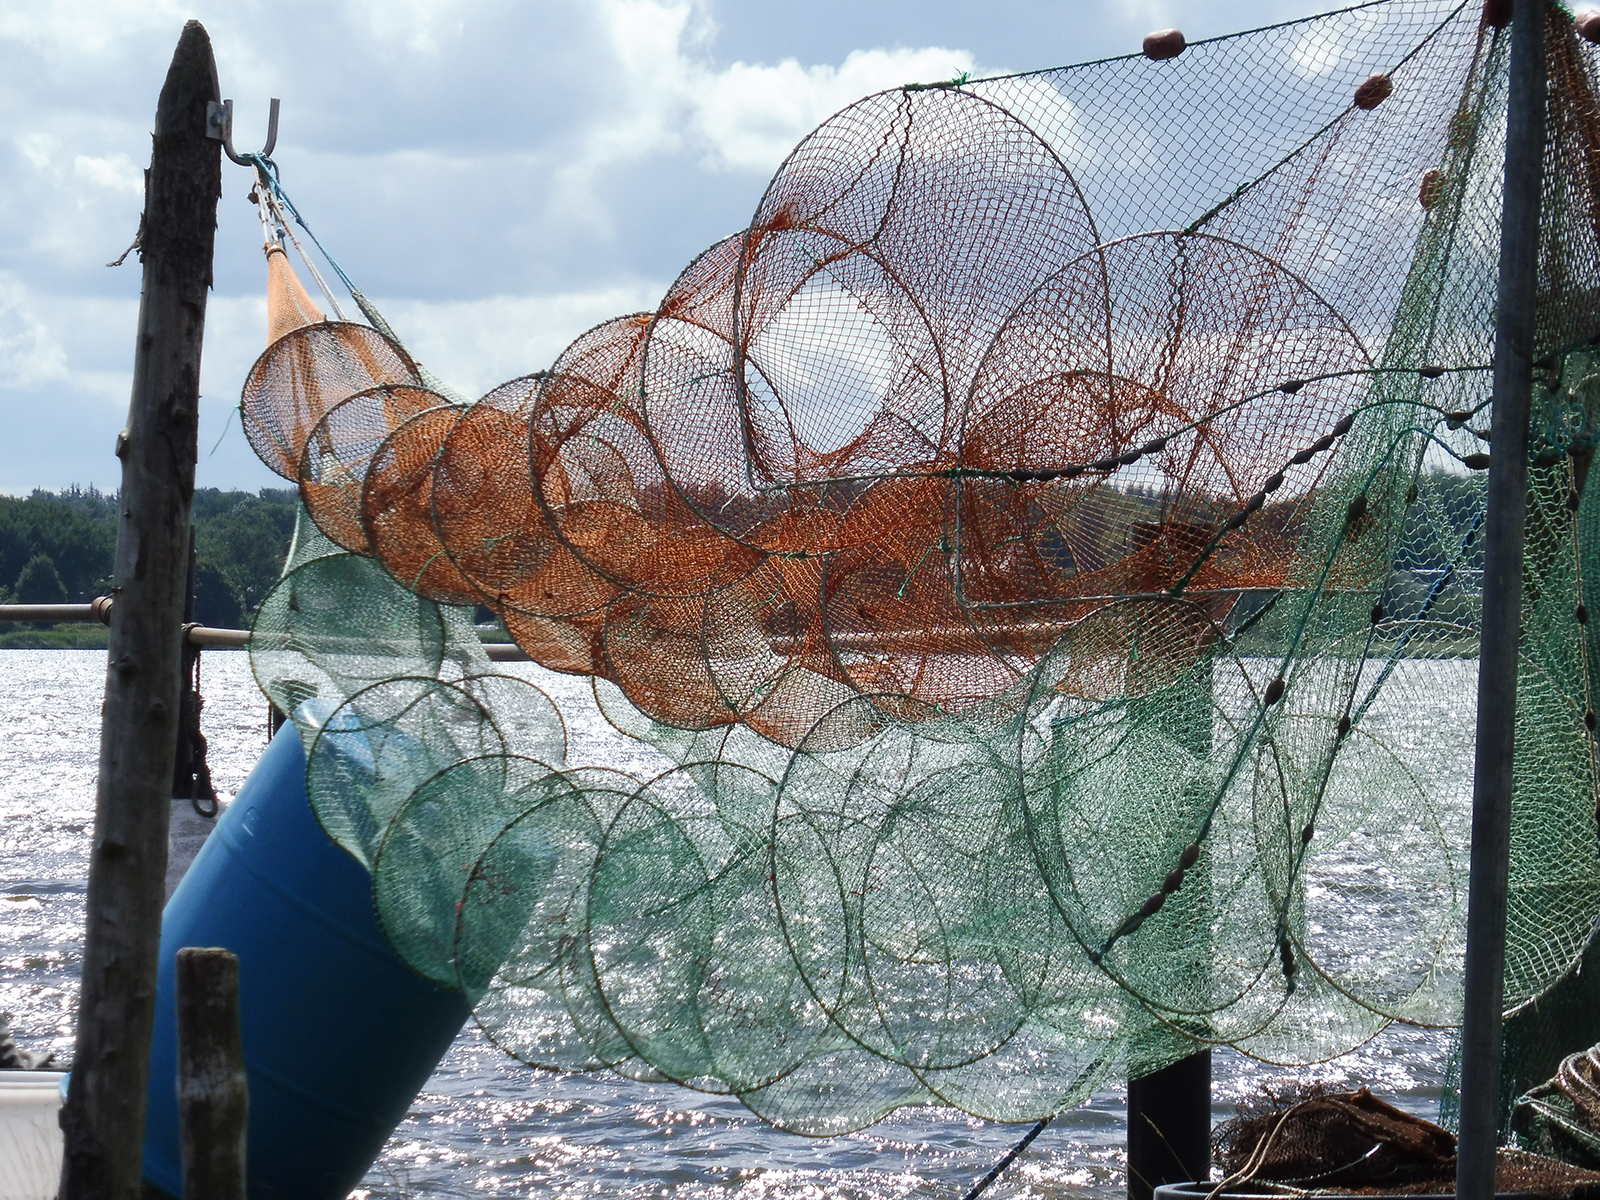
[236, 0, 1600, 1137]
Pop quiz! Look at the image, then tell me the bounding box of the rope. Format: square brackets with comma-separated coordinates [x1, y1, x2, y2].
[250, 155, 396, 340]
[262, 187, 347, 320]
[1206, 1102, 1308, 1200]
[961, 1115, 1053, 1200]
[242, 153, 470, 403]
[176, 630, 219, 817]
[246, 154, 361, 297]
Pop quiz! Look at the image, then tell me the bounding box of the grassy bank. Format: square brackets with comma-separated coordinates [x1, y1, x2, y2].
[0, 625, 111, 649]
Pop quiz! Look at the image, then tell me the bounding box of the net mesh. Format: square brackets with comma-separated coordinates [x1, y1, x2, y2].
[1218, 1084, 1600, 1194]
[235, 0, 1600, 1136]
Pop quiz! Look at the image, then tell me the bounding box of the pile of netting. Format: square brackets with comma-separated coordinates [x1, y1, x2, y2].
[1217, 1085, 1600, 1194]
[1515, 1044, 1600, 1166]
[232, 0, 1600, 1135]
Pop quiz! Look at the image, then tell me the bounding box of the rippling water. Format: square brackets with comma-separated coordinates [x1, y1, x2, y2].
[0, 649, 1454, 1199]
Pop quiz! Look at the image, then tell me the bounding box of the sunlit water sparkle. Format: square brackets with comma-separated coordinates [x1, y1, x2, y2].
[0, 649, 1453, 1199]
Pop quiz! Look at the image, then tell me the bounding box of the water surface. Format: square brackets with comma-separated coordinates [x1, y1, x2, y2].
[0, 649, 1453, 1199]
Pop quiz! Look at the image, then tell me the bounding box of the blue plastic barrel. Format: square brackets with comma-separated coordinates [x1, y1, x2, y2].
[143, 720, 472, 1199]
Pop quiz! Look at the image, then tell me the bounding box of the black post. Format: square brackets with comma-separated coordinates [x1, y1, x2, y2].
[1129, 1052, 1213, 1200]
[1456, 3, 1547, 1199]
[1126, 595, 1216, 1200]
[59, 23, 220, 1200]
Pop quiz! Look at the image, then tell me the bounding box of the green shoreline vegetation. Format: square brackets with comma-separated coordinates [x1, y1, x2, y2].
[0, 471, 1481, 652]
[0, 485, 296, 649]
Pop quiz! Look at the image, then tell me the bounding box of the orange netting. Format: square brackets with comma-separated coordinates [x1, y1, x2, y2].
[239, 60, 1449, 746]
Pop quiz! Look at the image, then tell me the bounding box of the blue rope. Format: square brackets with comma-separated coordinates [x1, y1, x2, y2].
[246, 154, 361, 299]
[244, 152, 451, 394]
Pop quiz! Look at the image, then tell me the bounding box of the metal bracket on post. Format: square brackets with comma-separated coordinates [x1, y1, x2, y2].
[206, 97, 280, 166]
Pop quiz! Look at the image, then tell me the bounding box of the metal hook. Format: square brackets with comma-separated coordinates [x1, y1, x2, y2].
[205, 98, 280, 166]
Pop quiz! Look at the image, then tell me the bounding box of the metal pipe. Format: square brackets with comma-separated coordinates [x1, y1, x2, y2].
[1456, 3, 1548, 1198]
[0, 600, 531, 661]
[179, 626, 530, 659]
[483, 643, 530, 661]
[0, 599, 113, 624]
[0, 604, 100, 623]
[186, 626, 249, 649]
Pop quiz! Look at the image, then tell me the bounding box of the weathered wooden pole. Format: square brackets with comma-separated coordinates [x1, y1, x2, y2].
[59, 22, 221, 1200]
[176, 948, 248, 1200]
[1455, 1, 1547, 1198]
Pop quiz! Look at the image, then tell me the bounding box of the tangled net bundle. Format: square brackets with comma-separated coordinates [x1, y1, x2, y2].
[236, 0, 1600, 1134]
[1216, 1084, 1600, 1194]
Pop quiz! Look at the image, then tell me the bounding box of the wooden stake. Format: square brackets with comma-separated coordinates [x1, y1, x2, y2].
[59, 22, 220, 1200]
[176, 948, 247, 1200]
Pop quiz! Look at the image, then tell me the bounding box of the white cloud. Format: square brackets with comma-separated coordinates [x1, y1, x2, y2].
[1290, 26, 1344, 77]
[0, 274, 68, 389]
[1287, 8, 1387, 81]
[587, 0, 702, 166]
[0, 0, 183, 58]
[350, 0, 467, 56]
[585, 0, 976, 177]
[17, 133, 57, 171]
[73, 152, 143, 195]
[370, 282, 668, 399]
[1109, 0, 1178, 28]
[691, 46, 977, 172]
[0, 0, 980, 489]
[6, 129, 145, 270]
[539, 0, 975, 241]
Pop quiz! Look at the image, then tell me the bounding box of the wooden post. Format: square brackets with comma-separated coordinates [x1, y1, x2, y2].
[176, 948, 248, 1200]
[59, 22, 221, 1200]
[1456, 1, 1547, 1198]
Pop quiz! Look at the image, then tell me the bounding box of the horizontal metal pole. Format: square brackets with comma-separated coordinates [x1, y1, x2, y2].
[0, 597, 532, 660]
[0, 599, 1477, 663]
[185, 626, 529, 659]
[484, 642, 531, 661]
[186, 626, 249, 648]
[0, 602, 109, 623]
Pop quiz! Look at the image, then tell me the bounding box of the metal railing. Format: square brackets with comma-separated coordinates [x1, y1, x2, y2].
[0, 597, 531, 660]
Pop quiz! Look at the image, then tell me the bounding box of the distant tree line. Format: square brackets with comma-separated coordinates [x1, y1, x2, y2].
[0, 472, 1486, 648]
[0, 485, 297, 629]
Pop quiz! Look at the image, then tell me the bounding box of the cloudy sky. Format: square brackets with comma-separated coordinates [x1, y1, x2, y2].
[0, 0, 1316, 495]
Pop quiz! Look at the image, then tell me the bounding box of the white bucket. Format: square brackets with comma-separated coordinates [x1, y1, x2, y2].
[0, 1070, 66, 1200]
